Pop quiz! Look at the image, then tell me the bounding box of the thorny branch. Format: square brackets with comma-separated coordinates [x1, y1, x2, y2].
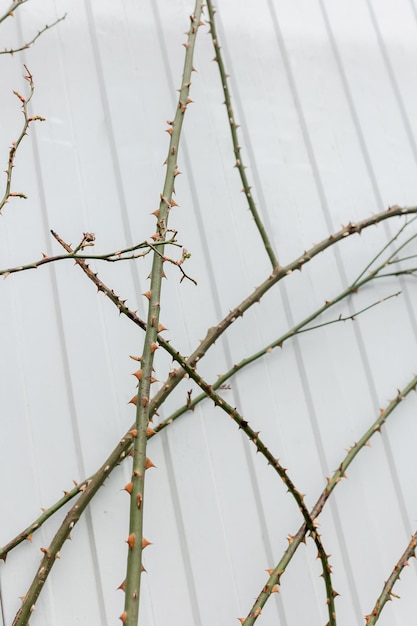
[0, 66, 44, 213]
[365, 531, 417, 625]
[242, 375, 417, 625]
[206, 0, 279, 269]
[1, 2, 417, 623]
[0, 14, 67, 55]
[0, 0, 28, 25]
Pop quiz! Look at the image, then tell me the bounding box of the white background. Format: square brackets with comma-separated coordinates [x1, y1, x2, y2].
[1, 1, 417, 624]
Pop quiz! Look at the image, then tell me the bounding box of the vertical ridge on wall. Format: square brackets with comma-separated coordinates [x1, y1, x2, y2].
[1, 1, 417, 625]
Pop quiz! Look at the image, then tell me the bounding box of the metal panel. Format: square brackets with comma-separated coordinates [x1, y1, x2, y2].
[1, 1, 417, 625]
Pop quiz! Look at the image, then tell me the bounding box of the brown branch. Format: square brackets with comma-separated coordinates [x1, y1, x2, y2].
[0, 66, 44, 213]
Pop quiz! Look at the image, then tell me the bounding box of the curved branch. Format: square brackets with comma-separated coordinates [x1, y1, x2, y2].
[0, 67, 44, 213]
[0, 0, 28, 25]
[0, 14, 66, 55]
[242, 375, 417, 625]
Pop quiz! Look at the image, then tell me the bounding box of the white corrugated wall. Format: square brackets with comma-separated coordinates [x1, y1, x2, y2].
[1, 1, 417, 624]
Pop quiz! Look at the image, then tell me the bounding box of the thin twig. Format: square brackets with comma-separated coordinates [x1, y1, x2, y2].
[0, 14, 66, 55]
[0, 235, 177, 278]
[0, 66, 44, 213]
[0, 0, 28, 25]
[352, 216, 417, 286]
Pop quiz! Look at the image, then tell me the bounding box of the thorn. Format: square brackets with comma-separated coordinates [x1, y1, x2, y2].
[117, 580, 126, 592]
[142, 537, 152, 549]
[119, 611, 127, 623]
[40, 547, 51, 558]
[126, 534, 135, 550]
[146, 457, 156, 470]
[123, 483, 133, 494]
[142, 291, 151, 300]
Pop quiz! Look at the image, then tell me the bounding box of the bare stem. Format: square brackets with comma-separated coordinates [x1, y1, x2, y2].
[3, 209, 416, 559]
[0, 66, 44, 213]
[122, 4, 203, 625]
[206, 0, 279, 269]
[242, 375, 417, 625]
[0, 233, 177, 278]
[0, 0, 28, 24]
[365, 531, 417, 625]
[0, 14, 66, 55]
[11, 431, 136, 626]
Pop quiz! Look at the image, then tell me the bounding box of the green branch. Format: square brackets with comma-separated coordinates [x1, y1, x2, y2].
[11, 432, 136, 626]
[365, 531, 417, 625]
[242, 375, 417, 625]
[122, 4, 203, 625]
[0, 0, 27, 24]
[206, 0, 279, 269]
[3, 209, 416, 560]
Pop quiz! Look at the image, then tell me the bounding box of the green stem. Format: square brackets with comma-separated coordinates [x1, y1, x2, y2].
[242, 375, 417, 625]
[352, 216, 416, 285]
[11, 431, 136, 626]
[122, 5, 203, 625]
[0, 14, 66, 55]
[206, 0, 279, 269]
[365, 531, 417, 625]
[3, 210, 415, 564]
[0, 0, 27, 24]
[3, 211, 414, 559]
[0, 237, 172, 277]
